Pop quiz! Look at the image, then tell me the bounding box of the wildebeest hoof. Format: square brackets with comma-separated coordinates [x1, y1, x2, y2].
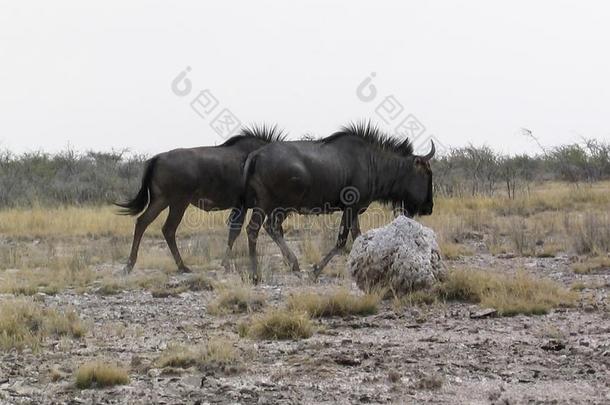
[122, 265, 133, 276]
[309, 266, 321, 282]
[178, 266, 192, 274]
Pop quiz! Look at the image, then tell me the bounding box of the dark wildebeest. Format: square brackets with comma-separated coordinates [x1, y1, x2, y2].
[116, 126, 285, 274]
[242, 122, 435, 281]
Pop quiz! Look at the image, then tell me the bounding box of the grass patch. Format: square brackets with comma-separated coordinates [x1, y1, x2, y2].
[149, 273, 215, 298]
[150, 285, 187, 298]
[240, 309, 313, 340]
[300, 237, 322, 264]
[181, 273, 215, 291]
[287, 289, 379, 318]
[392, 290, 438, 309]
[571, 281, 587, 291]
[0, 299, 86, 351]
[155, 338, 238, 369]
[208, 285, 265, 315]
[437, 268, 576, 316]
[573, 256, 610, 274]
[96, 280, 125, 296]
[440, 242, 473, 260]
[74, 361, 129, 389]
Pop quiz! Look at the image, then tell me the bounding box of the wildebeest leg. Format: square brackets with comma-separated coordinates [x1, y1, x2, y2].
[162, 200, 190, 273]
[263, 211, 300, 273]
[246, 208, 266, 284]
[124, 197, 168, 274]
[221, 207, 246, 270]
[312, 209, 355, 278]
[351, 215, 361, 241]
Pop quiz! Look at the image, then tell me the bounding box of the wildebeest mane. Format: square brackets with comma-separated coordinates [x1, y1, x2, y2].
[320, 121, 414, 157]
[221, 124, 287, 146]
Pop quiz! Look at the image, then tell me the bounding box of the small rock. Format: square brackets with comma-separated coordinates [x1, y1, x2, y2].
[348, 216, 445, 295]
[333, 355, 361, 367]
[541, 340, 566, 351]
[470, 308, 497, 319]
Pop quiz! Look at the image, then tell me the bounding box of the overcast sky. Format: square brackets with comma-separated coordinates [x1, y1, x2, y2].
[1, 1, 609, 156]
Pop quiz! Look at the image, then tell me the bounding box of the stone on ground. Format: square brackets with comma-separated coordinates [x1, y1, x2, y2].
[348, 216, 445, 295]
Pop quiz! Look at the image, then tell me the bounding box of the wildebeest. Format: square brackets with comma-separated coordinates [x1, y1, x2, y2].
[116, 126, 285, 274]
[242, 122, 435, 281]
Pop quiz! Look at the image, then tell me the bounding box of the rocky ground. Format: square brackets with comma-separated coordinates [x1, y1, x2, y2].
[0, 235, 609, 405]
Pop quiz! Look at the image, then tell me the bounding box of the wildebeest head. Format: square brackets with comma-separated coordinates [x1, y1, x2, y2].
[398, 141, 435, 217]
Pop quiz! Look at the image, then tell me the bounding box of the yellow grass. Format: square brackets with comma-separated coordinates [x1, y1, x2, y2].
[0, 181, 608, 299]
[0, 299, 86, 351]
[208, 284, 266, 314]
[437, 268, 577, 316]
[573, 256, 610, 274]
[287, 289, 380, 318]
[0, 205, 229, 238]
[241, 309, 313, 340]
[74, 361, 129, 389]
[155, 338, 238, 369]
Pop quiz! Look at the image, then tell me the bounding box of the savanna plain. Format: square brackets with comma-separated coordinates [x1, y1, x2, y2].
[0, 181, 609, 404]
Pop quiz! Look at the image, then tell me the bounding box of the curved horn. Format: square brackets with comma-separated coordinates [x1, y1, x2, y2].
[422, 140, 436, 161]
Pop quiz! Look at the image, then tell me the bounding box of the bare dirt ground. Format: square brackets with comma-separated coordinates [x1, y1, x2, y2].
[1, 232, 609, 405]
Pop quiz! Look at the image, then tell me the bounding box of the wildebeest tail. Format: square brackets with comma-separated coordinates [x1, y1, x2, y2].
[115, 156, 158, 216]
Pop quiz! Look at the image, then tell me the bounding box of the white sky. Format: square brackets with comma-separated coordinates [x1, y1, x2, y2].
[1, 1, 609, 156]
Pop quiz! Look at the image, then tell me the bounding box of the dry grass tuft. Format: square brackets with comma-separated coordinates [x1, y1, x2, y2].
[0, 299, 86, 351]
[300, 237, 322, 264]
[440, 242, 473, 260]
[45, 308, 87, 339]
[241, 309, 313, 340]
[573, 256, 610, 274]
[287, 289, 379, 318]
[208, 285, 266, 315]
[567, 213, 610, 255]
[392, 290, 438, 309]
[150, 285, 186, 298]
[148, 273, 214, 298]
[96, 280, 125, 296]
[74, 361, 129, 389]
[181, 273, 215, 291]
[437, 268, 576, 316]
[155, 338, 238, 370]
